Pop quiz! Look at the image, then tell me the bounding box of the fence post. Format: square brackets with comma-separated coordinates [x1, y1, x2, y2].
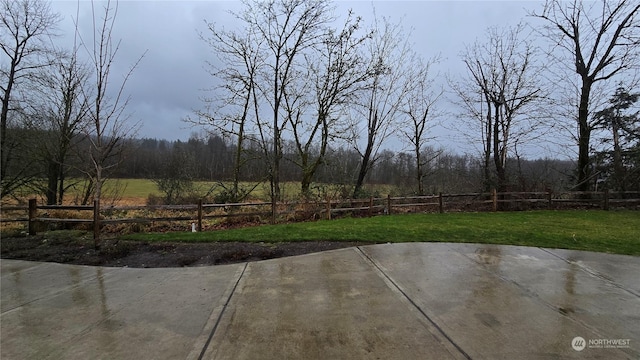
[93, 200, 100, 248]
[603, 189, 609, 211]
[387, 194, 392, 215]
[438, 193, 444, 214]
[198, 199, 203, 231]
[28, 198, 37, 236]
[368, 197, 374, 217]
[547, 191, 553, 210]
[492, 189, 498, 212]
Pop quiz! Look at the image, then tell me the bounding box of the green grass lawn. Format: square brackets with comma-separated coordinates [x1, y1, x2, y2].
[123, 210, 640, 256]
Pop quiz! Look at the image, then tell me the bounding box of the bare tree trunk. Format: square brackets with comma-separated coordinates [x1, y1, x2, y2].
[271, 96, 280, 221]
[301, 166, 313, 195]
[1, 0, 60, 198]
[58, 166, 66, 205]
[0, 68, 14, 150]
[45, 161, 59, 205]
[233, 132, 243, 199]
[483, 95, 493, 191]
[533, 1, 640, 192]
[233, 92, 250, 200]
[81, 178, 94, 205]
[415, 144, 424, 195]
[354, 131, 375, 198]
[576, 81, 592, 191]
[272, 109, 281, 202]
[493, 103, 508, 192]
[94, 165, 103, 205]
[80, 0, 144, 246]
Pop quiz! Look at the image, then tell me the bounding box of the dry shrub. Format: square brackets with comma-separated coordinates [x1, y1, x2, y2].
[102, 222, 149, 235]
[156, 221, 197, 233]
[285, 202, 321, 222]
[146, 194, 164, 206]
[117, 197, 148, 206]
[220, 215, 263, 228]
[38, 209, 92, 231]
[46, 209, 91, 219]
[0, 222, 27, 237]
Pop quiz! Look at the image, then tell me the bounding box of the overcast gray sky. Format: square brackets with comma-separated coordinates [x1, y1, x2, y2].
[50, 1, 550, 156]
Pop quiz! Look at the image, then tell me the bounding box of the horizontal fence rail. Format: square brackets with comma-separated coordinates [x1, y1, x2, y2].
[1, 190, 638, 239]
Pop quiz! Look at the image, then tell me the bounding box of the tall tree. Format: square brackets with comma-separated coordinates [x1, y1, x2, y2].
[27, 36, 90, 205]
[453, 24, 543, 192]
[0, 0, 60, 198]
[351, 14, 413, 198]
[286, 11, 371, 196]
[400, 56, 442, 195]
[195, 19, 263, 202]
[241, 0, 332, 208]
[593, 86, 640, 191]
[532, 0, 640, 191]
[79, 0, 144, 245]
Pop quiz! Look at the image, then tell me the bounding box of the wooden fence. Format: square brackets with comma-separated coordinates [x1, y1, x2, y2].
[1, 190, 639, 239]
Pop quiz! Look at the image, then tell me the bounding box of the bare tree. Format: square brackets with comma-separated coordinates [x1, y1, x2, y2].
[532, 0, 640, 191]
[400, 56, 442, 195]
[240, 0, 333, 208]
[1, 0, 60, 198]
[351, 15, 414, 198]
[78, 0, 144, 245]
[29, 46, 90, 205]
[193, 19, 264, 202]
[286, 11, 371, 196]
[453, 24, 543, 192]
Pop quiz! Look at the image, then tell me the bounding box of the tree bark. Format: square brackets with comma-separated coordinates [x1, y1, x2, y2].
[415, 143, 424, 196]
[576, 80, 592, 191]
[483, 94, 493, 191]
[46, 161, 59, 205]
[0, 55, 18, 184]
[353, 138, 374, 198]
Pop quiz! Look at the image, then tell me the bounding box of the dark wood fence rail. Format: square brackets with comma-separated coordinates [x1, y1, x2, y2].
[1, 190, 638, 239]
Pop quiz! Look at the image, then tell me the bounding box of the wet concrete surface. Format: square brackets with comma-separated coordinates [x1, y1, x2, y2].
[1, 243, 639, 359]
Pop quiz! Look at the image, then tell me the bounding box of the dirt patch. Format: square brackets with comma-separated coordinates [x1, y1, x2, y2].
[0, 234, 374, 268]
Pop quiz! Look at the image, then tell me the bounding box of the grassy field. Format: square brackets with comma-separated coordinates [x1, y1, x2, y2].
[111, 179, 395, 202]
[9, 178, 395, 205]
[123, 210, 640, 256]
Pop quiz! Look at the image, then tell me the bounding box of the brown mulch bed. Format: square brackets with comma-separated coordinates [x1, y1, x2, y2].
[0, 234, 374, 268]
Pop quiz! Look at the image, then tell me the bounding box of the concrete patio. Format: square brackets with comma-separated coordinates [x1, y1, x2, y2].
[1, 243, 639, 359]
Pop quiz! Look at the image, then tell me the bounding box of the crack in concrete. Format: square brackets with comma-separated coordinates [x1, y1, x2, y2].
[356, 246, 473, 360]
[197, 262, 248, 360]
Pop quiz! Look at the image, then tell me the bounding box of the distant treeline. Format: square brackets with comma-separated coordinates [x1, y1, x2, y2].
[113, 134, 575, 195]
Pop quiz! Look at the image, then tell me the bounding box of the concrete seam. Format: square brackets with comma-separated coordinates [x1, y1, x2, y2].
[197, 262, 248, 360]
[539, 247, 640, 299]
[450, 245, 614, 339]
[356, 246, 473, 360]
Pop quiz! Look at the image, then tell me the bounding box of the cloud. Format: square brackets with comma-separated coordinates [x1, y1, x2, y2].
[49, 0, 554, 157]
